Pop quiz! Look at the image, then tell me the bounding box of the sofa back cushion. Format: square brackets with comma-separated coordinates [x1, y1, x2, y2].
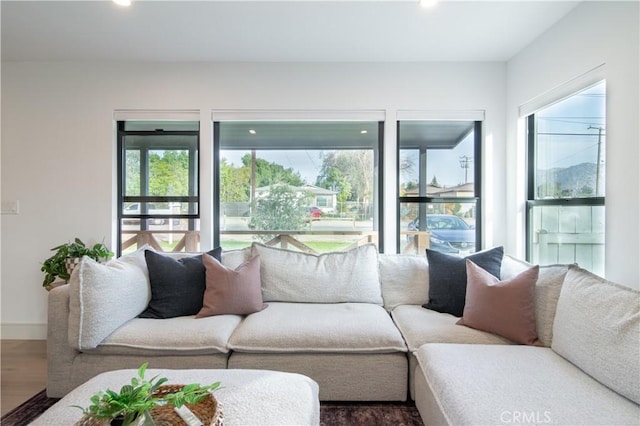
[552, 266, 640, 404]
[68, 249, 150, 350]
[221, 247, 252, 269]
[379, 254, 429, 311]
[251, 243, 383, 304]
[500, 254, 533, 280]
[533, 264, 571, 346]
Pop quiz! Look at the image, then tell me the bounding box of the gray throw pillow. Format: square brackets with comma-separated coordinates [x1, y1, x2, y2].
[139, 247, 222, 319]
[423, 246, 503, 317]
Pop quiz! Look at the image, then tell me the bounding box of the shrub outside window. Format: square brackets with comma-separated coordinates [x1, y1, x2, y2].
[214, 120, 383, 253]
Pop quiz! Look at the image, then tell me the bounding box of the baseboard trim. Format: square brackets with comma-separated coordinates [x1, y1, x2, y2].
[1, 323, 47, 339]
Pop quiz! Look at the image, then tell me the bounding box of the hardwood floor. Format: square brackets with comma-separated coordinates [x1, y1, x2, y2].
[1, 339, 47, 416]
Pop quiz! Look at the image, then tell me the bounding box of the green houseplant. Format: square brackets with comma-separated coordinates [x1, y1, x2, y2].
[74, 363, 221, 426]
[41, 238, 114, 288]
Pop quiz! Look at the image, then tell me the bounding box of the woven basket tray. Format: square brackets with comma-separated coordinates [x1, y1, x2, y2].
[151, 384, 223, 426]
[75, 384, 223, 426]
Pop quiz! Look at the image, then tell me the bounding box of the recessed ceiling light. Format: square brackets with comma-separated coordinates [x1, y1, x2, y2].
[113, 0, 132, 7]
[249, 129, 257, 135]
[360, 130, 368, 134]
[419, 0, 438, 8]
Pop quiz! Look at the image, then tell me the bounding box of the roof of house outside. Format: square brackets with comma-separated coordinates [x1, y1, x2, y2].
[403, 182, 474, 197]
[255, 183, 338, 195]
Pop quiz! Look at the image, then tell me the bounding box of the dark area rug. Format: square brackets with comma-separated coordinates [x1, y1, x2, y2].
[1, 390, 59, 426]
[321, 401, 424, 426]
[1, 390, 424, 426]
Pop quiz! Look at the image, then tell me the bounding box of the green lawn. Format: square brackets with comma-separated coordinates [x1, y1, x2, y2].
[303, 241, 353, 252]
[220, 240, 353, 253]
[123, 239, 357, 254]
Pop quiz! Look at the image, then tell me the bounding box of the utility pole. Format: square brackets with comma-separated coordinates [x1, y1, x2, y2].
[250, 149, 256, 215]
[459, 155, 473, 184]
[588, 126, 605, 196]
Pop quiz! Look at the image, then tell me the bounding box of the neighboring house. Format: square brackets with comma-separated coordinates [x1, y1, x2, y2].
[402, 182, 473, 198]
[255, 184, 338, 213]
[402, 184, 446, 197]
[431, 182, 474, 198]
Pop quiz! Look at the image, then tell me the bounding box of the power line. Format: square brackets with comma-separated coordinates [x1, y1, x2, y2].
[537, 132, 606, 136]
[459, 155, 473, 183]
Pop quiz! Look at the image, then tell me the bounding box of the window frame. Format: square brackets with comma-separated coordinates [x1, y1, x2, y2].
[212, 119, 385, 251]
[116, 121, 200, 255]
[525, 114, 605, 261]
[396, 120, 483, 254]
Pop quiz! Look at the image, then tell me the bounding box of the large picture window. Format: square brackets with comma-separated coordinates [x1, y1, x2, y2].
[117, 121, 200, 255]
[398, 120, 481, 256]
[526, 81, 606, 275]
[214, 120, 383, 253]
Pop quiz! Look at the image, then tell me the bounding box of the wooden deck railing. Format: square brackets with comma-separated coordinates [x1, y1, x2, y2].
[122, 229, 379, 254]
[122, 230, 201, 253]
[122, 229, 429, 255]
[401, 231, 431, 254]
[224, 230, 378, 254]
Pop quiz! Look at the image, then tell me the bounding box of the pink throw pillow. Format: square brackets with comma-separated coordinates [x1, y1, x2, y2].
[196, 253, 266, 318]
[457, 260, 541, 345]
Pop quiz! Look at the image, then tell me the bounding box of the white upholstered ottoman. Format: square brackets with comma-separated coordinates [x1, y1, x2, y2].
[31, 368, 320, 425]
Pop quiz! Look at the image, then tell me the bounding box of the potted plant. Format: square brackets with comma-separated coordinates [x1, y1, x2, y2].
[41, 238, 114, 289]
[74, 363, 221, 426]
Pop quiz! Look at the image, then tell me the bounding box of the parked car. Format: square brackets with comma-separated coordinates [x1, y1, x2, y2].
[308, 206, 323, 220]
[123, 203, 178, 225]
[407, 214, 476, 255]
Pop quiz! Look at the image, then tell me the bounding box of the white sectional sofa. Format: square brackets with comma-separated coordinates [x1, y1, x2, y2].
[47, 243, 409, 401]
[413, 266, 640, 425]
[46, 243, 640, 424]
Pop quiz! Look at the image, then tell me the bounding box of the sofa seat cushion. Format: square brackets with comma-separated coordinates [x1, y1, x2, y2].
[391, 305, 511, 352]
[85, 315, 243, 356]
[229, 302, 407, 353]
[415, 343, 640, 425]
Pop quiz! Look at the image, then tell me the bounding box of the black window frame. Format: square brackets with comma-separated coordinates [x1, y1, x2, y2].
[397, 120, 482, 254]
[212, 120, 385, 251]
[116, 121, 200, 256]
[525, 114, 605, 261]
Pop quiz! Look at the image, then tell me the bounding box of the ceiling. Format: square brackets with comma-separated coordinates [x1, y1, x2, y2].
[1, 0, 580, 62]
[399, 120, 474, 149]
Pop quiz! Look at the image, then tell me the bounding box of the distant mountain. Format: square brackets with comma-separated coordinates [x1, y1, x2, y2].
[536, 162, 598, 198]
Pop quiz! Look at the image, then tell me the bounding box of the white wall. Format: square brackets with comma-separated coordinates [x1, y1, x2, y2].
[1, 62, 507, 338]
[506, 1, 639, 287]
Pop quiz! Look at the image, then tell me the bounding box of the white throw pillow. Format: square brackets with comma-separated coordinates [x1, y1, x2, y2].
[251, 243, 383, 304]
[68, 248, 150, 350]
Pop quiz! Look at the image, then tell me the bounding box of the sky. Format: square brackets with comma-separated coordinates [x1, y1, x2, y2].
[536, 81, 606, 170]
[220, 82, 605, 190]
[221, 150, 327, 185]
